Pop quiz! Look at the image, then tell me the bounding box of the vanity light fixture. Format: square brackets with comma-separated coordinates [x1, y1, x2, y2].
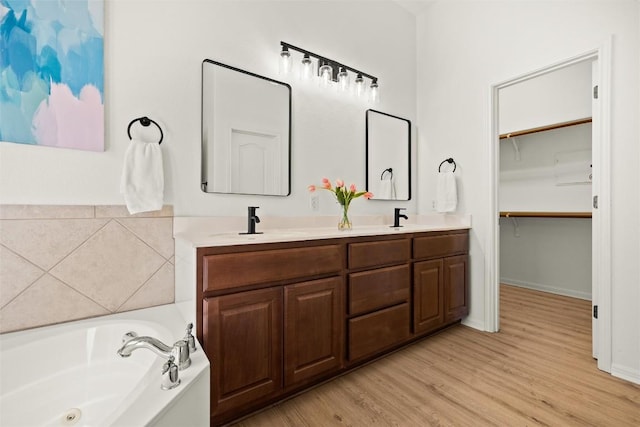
[354, 73, 365, 98]
[370, 78, 380, 103]
[279, 45, 292, 74]
[300, 53, 313, 80]
[338, 67, 349, 92]
[279, 41, 379, 102]
[318, 60, 333, 87]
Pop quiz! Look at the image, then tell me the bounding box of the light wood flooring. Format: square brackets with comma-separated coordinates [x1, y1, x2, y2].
[233, 285, 640, 426]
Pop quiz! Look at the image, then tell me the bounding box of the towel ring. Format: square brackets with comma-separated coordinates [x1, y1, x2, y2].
[380, 168, 393, 180]
[438, 158, 456, 173]
[127, 116, 163, 144]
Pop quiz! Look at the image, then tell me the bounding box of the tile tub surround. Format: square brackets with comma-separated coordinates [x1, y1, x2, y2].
[0, 205, 175, 333]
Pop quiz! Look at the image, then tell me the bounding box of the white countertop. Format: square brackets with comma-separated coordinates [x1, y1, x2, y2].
[174, 214, 471, 248]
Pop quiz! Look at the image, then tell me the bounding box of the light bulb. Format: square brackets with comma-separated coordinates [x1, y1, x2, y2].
[300, 54, 313, 81]
[354, 74, 365, 98]
[338, 67, 349, 92]
[319, 62, 333, 87]
[370, 79, 379, 103]
[279, 46, 291, 75]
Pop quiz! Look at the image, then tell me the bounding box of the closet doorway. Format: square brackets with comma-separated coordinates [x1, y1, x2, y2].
[487, 45, 612, 373]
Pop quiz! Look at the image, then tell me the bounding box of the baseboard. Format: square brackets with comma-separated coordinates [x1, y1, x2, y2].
[500, 278, 592, 301]
[611, 363, 640, 385]
[461, 316, 485, 331]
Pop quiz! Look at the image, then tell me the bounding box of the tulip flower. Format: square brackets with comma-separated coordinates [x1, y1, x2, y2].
[308, 178, 373, 230]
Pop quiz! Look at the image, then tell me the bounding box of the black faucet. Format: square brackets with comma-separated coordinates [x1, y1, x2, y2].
[240, 206, 262, 235]
[392, 208, 408, 228]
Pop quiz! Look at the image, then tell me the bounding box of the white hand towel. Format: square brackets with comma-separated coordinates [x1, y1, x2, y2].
[120, 138, 164, 214]
[380, 177, 397, 200]
[436, 171, 457, 213]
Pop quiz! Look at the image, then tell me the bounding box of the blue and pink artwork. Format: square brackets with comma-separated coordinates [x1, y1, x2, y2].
[0, 0, 104, 151]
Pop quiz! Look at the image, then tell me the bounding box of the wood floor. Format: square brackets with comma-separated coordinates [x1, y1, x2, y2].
[233, 285, 640, 426]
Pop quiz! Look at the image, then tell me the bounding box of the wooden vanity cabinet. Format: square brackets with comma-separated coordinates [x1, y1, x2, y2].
[444, 254, 469, 322]
[346, 264, 411, 362]
[284, 277, 343, 387]
[197, 229, 469, 426]
[412, 231, 469, 335]
[203, 287, 283, 417]
[346, 238, 412, 363]
[198, 242, 345, 425]
[413, 259, 445, 335]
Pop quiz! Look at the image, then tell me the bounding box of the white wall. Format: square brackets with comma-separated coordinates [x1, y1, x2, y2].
[0, 0, 417, 217]
[417, 0, 639, 381]
[500, 217, 592, 299]
[500, 124, 592, 212]
[499, 60, 593, 135]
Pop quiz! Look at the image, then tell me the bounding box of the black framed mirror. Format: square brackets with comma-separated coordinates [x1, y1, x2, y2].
[201, 60, 291, 196]
[366, 109, 411, 200]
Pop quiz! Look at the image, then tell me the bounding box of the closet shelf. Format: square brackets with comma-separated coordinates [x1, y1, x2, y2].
[499, 117, 592, 140]
[500, 211, 592, 218]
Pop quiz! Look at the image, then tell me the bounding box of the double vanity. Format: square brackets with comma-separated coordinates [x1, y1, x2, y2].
[174, 216, 470, 426]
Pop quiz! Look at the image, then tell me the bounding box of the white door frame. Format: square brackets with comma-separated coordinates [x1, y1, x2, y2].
[485, 39, 612, 373]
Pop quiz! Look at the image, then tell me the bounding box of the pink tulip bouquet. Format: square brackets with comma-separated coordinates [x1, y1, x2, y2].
[308, 178, 373, 230]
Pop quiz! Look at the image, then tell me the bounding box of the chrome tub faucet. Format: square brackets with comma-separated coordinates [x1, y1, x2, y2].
[117, 323, 195, 371]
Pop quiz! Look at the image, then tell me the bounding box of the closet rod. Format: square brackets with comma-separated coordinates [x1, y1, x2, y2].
[499, 117, 592, 140]
[500, 211, 592, 218]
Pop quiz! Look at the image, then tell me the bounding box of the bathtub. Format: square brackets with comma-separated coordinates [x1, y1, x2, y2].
[0, 304, 209, 427]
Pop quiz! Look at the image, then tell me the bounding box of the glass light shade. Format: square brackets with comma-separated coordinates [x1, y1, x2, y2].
[338, 67, 349, 92]
[354, 74, 365, 98]
[279, 48, 292, 75]
[319, 63, 333, 87]
[370, 80, 380, 103]
[300, 54, 313, 81]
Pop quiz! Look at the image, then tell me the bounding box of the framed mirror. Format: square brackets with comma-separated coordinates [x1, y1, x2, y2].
[366, 109, 411, 200]
[201, 60, 291, 196]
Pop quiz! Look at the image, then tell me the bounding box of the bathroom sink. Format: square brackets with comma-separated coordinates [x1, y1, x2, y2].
[208, 230, 310, 241]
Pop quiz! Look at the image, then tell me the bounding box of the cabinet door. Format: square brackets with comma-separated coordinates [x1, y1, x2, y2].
[204, 287, 283, 417]
[284, 277, 343, 387]
[444, 255, 468, 322]
[413, 259, 444, 335]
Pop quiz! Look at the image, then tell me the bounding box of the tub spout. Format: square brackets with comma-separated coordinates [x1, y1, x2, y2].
[117, 334, 191, 370]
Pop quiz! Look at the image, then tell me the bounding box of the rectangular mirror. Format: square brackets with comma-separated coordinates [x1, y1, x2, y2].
[201, 60, 291, 196]
[366, 109, 411, 200]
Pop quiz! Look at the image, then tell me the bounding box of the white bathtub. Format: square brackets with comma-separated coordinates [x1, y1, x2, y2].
[0, 304, 209, 427]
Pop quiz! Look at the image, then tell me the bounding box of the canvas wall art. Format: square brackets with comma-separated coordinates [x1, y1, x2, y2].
[0, 0, 104, 151]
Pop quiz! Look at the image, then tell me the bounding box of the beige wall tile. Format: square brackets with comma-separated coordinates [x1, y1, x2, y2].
[0, 205, 95, 220]
[50, 221, 165, 311]
[117, 217, 174, 259]
[117, 262, 175, 312]
[0, 219, 109, 270]
[95, 205, 173, 218]
[0, 204, 175, 333]
[0, 245, 44, 308]
[0, 274, 109, 333]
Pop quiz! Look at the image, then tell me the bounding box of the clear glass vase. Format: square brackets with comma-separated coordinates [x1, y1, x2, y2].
[338, 203, 352, 231]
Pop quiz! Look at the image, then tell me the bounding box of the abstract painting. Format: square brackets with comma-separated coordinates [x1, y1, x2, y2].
[0, 0, 104, 151]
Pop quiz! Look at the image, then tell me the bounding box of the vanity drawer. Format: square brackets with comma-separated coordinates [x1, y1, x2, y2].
[348, 239, 411, 270]
[348, 265, 410, 316]
[203, 245, 342, 292]
[413, 232, 468, 260]
[348, 303, 411, 361]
